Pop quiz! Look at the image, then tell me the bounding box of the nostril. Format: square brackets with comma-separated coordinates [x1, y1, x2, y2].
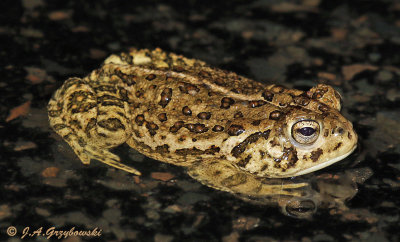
[336, 127, 344, 135]
[332, 127, 345, 135]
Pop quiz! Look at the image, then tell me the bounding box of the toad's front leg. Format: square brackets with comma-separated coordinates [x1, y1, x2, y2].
[48, 77, 141, 175]
[187, 159, 308, 197]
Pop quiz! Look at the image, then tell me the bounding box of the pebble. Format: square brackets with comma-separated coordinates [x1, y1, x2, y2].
[342, 64, 378, 81]
[177, 192, 210, 205]
[151, 172, 175, 181]
[386, 89, 400, 102]
[376, 70, 393, 82]
[41, 167, 60, 178]
[368, 53, 381, 62]
[154, 234, 174, 242]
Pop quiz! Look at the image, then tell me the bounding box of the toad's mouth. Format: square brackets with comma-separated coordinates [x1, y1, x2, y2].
[278, 144, 358, 178]
[274, 145, 357, 178]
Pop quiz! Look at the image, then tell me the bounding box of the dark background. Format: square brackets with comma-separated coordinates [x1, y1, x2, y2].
[1, 0, 399, 241]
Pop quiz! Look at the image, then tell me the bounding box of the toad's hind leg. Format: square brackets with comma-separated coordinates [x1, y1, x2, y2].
[48, 77, 141, 175]
[187, 159, 308, 197]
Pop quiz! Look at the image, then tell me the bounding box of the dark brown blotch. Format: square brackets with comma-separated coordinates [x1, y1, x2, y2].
[234, 112, 243, 118]
[145, 74, 157, 81]
[159, 88, 172, 108]
[248, 100, 267, 108]
[214, 78, 225, 86]
[133, 130, 143, 138]
[158, 113, 168, 122]
[135, 90, 144, 98]
[53, 123, 67, 131]
[48, 110, 62, 117]
[212, 125, 224, 132]
[262, 90, 274, 102]
[231, 131, 270, 157]
[238, 155, 252, 168]
[194, 123, 208, 133]
[98, 118, 125, 131]
[169, 121, 184, 133]
[148, 130, 157, 136]
[62, 133, 73, 141]
[318, 104, 329, 112]
[146, 121, 159, 130]
[85, 118, 97, 137]
[260, 164, 268, 172]
[220, 97, 235, 109]
[175, 147, 204, 156]
[269, 110, 282, 120]
[182, 106, 192, 116]
[185, 123, 195, 132]
[135, 114, 145, 126]
[269, 138, 280, 147]
[93, 85, 117, 93]
[173, 66, 185, 72]
[98, 133, 107, 138]
[155, 144, 170, 153]
[227, 124, 245, 136]
[310, 148, 323, 162]
[333, 142, 342, 151]
[69, 119, 82, 130]
[231, 88, 241, 94]
[118, 87, 129, 101]
[178, 82, 200, 94]
[68, 90, 92, 103]
[197, 112, 211, 120]
[146, 121, 159, 136]
[62, 78, 85, 94]
[198, 70, 211, 77]
[185, 123, 208, 133]
[311, 86, 329, 99]
[251, 120, 261, 126]
[293, 96, 310, 106]
[206, 145, 220, 155]
[117, 72, 136, 86]
[281, 147, 298, 168]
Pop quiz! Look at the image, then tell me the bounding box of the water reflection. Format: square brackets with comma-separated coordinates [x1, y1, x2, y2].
[235, 167, 373, 219]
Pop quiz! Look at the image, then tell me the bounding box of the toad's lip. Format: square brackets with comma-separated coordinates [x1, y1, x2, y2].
[291, 144, 358, 177]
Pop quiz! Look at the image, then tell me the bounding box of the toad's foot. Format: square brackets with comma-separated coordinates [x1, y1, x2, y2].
[187, 159, 308, 197]
[55, 127, 141, 175]
[83, 146, 141, 175]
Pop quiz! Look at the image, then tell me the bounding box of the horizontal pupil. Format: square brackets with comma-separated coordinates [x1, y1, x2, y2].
[298, 127, 315, 136]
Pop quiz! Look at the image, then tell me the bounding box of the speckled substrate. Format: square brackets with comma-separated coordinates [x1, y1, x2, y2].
[1, 0, 399, 241]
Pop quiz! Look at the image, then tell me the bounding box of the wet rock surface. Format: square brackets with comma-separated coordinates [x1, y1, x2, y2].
[1, 0, 399, 241]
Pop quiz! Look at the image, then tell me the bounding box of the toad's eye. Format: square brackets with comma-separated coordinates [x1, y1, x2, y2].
[291, 120, 320, 144]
